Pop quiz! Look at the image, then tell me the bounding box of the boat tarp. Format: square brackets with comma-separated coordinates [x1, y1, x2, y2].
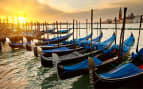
[100, 63, 143, 78]
[63, 57, 103, 73]
[42, 47, 72, 53]
[78, 32, 103, 46]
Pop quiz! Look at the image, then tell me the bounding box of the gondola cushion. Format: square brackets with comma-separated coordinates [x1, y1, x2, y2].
[100, 63, 143, 78]
[63, 57, 103, 73]
[46, 44, 56, 47]
[42, 47, 71, 53]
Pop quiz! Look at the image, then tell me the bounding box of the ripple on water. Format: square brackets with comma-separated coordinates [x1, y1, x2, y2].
[0, 50, 30, 89]
[41, 73, 81, 89]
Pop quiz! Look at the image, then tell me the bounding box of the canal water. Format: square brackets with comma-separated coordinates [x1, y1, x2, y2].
[0, 23, 143, 89]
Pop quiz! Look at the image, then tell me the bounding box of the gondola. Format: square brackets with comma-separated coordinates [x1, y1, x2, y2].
[40, 29, 54, 34]
[36, 32, 73, 45]
[9, 32, 72, 51]
[88, 47, 143, 89]
[78, 32, 103, 47]
[42, 32, 108, 57]
[8, 35, 36, 43]
[65, 31, 103, 46]
[41, 32, 115, 67]
[57, 34, 135, 80]
[7, 36, 33, 51]
[36, 33, 93, 50]
[33, 32, 99, 56]
[49, 28, 72, 34]
[9, 42, 32, 51]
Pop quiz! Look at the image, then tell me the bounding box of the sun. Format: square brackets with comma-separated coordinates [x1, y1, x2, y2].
[18, 17, 26, 24]
[13, 16, 27, 24]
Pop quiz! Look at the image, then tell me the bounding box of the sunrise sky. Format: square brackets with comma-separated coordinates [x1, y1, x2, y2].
[0, 0, 143, 22]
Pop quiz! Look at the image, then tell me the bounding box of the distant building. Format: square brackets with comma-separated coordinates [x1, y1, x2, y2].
[103, 8, 141, 24]
[117, 8, 140, 23]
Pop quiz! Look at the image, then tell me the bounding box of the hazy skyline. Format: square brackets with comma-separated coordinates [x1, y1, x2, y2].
[0, 0, 143, 22]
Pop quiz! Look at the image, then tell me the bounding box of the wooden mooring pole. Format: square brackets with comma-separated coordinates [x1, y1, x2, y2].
[136, 15, 142, 52]
[115, 17, 117, 45]
[86, 19, 88, 37]
[90, 9, 93, 51]
[73, 19, 75, 48]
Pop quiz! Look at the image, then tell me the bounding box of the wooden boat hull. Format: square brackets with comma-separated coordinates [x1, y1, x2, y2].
[9, 43, 32, 51]
[49, 28, 72, 34]
[93, 73, 143, 89]
[91, 55, 143, 89]
[33, 44, 73, 56]
[57, 53, 118, 80]
[42, 47, 85, 57]
[36, 33, 72, 45]
[8, 35, 38, 43]
[9, 43, 24, 49]
[50, 31, 70, 34]
[41, 49, 102, 67]
[40, 44, 73, 50]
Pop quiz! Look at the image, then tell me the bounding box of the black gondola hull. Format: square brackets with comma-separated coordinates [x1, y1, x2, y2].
[57, 53, 118, 80]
